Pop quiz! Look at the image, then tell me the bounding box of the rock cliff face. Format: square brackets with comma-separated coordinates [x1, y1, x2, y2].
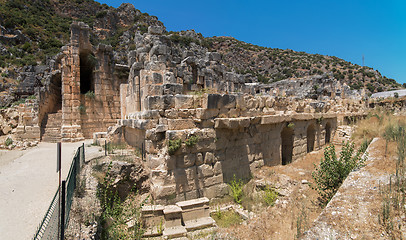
[0, 0, 402, 109]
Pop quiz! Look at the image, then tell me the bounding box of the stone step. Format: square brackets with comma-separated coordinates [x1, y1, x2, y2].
[163, 226, 187, 239]
[41, 137, 61, 143]
[184, 217, 215, 231]
[42, 125, 61, 142]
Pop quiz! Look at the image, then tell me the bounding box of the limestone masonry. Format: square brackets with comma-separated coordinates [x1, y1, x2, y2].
[9, 22, 371, 202]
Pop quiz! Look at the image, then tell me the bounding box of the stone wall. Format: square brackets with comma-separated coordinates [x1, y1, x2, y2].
[115, 91, 351, 204]
[14, 99, 40, 141]
[59, 22, 125, 141]
[142, 115, 336, 204]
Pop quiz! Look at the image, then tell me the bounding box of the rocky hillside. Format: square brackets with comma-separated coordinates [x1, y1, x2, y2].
[0, 0, 402, 107]
[0, 0, 162, 106]
[205, 36, 401, 92]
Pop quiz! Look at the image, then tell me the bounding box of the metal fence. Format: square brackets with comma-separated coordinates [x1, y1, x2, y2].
[33, 144, 85, 240]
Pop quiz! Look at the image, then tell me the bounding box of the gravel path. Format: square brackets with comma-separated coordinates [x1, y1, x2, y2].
[0, 140, 103, 240]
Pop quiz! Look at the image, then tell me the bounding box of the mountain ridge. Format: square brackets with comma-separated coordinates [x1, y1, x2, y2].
[0, 0, 402, 107]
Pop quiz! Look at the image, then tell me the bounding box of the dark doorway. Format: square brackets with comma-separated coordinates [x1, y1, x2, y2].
[281, 126, 294, 165]
[80, 51, 95, 94]
[325, 122, 331, 144]
[307, 124, 316, 153]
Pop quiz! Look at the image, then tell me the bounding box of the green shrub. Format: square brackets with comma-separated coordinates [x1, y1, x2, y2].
[85, 91, 95, 99]
[185, 135, 198, 147]
[311, 142, 367, 206]
[228, 175, 244, 204]
[168, 139, 182, 155]
[78, 104, 86, 114]
[263, 187, 278, 206]
[96, 10, 107, 18]
[5, 137, 13, 146]
[394, 92, 399, 98]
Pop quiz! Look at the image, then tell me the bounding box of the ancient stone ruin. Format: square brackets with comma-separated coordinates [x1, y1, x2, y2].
[9, 22, 368, 203]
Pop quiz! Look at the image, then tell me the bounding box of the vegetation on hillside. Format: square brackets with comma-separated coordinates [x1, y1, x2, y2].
[207, 36, 401, 93]
[0, 0, 401, 95]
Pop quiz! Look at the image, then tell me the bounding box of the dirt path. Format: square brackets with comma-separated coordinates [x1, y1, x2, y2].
[0, 141, 103, 240]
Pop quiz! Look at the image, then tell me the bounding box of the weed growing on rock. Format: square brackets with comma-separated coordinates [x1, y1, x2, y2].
[185, 135, 199, 147]
[168, 139, 182, 155]
[263, 187, 278, 206]
[228, 175, 244, 204]
[5, 137, 13, 146]
[85, 91, 95, 99]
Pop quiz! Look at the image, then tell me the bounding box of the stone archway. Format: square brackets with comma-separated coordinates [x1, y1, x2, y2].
[281, 126, 294, 165]
[325, 122, 331, 144]
[307, 124, 316, 153]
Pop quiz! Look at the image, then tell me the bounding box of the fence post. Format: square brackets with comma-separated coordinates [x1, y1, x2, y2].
[142, 141, 144, 161]
[60, 180, 66, 240]
[57, 142, 61, 239]
[82, 143, 85, 164]
[105, 140, 107, 156]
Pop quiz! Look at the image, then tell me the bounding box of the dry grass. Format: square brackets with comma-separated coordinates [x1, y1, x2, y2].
[216, 148, 328, 240]
[352, 110, 406, 143]
[216, 112, 405, 239]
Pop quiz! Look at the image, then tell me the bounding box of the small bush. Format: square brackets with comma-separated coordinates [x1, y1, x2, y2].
[85, 91, 95, 99]
[5, 137, 13, 146]
[185, 135, 198, 147]
[96, 10, 107, 18]
[311, 142, 367, 206]
[168, 139, 182, 155]
[263, 187, 278, 206]
[228, 175, 244, 204]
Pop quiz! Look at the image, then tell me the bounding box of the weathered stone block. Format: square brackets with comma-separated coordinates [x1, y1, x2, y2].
[201, 183, 229, 199]
[177, 154, 196, 168]
[218, 94, 236, 109]
[204, 94, 221, 109]
[196, 153, 204, 165]
[163, 84, 183, 95]
[148, 155, 165, 169]
[197, 164, 214, 178]
[144, 96, 163, 110]
[213, 161, 222, 175]
[167, 119, 196, 130]
[204, 152, 215, 164]
[175, 95, 194, 109]
[144, 84, 163, 96]
[148, 25, 165, 35]
[164, 72, 176, 84]
[195, 108, 219, 119]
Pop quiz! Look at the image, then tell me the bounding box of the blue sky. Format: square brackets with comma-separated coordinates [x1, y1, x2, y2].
[97, 0, 406, 84]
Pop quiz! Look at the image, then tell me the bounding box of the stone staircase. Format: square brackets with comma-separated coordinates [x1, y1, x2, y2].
[141, 197, 215, 239]
[41, 110, 62, 143]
